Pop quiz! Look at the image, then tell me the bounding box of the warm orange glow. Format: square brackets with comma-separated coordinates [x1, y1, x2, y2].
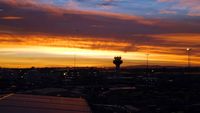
[0, 33, 200, 68]
[0, 16, 23, 20]
[0, 34, 132, 51]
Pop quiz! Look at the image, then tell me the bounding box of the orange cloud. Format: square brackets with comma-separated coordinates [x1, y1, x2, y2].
[0, 16, 23, 20]
[160, 10, 177, 14]
[0, 34, 134, 52]
[1, 33, 200, 56]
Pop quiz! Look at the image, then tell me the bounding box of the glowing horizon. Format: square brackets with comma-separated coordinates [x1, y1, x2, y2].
[1, 41, 199, 68]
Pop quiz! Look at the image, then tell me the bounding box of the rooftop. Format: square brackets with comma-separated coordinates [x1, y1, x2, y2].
[0, 94, 91, 113]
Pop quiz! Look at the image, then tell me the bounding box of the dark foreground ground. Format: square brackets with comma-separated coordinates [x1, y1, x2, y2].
[1, 67, 200, 113]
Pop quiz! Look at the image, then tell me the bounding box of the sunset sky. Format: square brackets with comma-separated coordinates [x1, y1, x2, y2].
[0, 0, 200, 68]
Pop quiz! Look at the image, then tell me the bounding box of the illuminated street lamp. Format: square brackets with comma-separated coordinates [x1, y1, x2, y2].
[186, 48, 191, 68]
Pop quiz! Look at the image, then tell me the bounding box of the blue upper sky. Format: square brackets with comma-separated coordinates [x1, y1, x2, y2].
[36, 0, 199, 18]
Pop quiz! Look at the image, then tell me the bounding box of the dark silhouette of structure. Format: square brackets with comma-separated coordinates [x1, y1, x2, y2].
[113, 56, 123, 72]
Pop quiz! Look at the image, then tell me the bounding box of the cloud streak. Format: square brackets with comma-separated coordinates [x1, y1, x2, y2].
[0, 16, 24, 20]
[158, 0, 200, 16]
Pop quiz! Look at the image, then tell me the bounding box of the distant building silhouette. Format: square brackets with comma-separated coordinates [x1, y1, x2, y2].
[113, 56, 123, 72]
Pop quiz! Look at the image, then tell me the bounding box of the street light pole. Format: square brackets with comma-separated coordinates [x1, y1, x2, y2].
[186, 48, 191, 69]
[74, 54, 76, 69]
[146, 54, 149, 75]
